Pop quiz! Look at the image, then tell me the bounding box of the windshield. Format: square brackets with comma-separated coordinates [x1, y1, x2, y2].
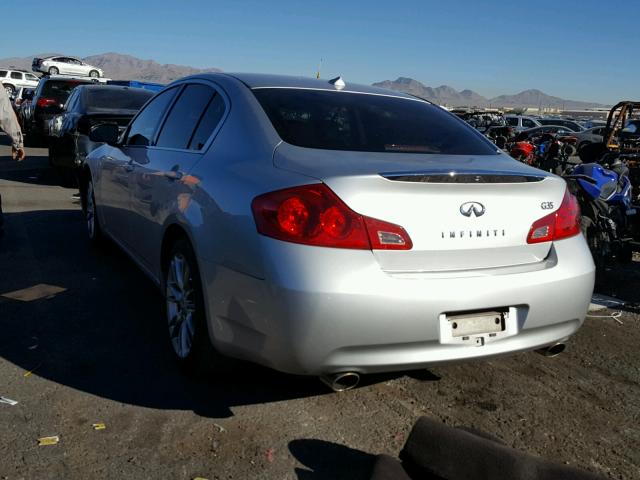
[85, 88, 154, 111]
[253, 88, 499, 155]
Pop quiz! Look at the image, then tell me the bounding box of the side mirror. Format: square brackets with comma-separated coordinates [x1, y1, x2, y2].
[89, 123, 120, 145]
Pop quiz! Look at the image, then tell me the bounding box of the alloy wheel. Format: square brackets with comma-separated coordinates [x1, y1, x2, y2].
[166, 253, 197, 359]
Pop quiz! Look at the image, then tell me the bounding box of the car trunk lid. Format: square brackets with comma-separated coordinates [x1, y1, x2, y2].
[274, 144, 565, 272]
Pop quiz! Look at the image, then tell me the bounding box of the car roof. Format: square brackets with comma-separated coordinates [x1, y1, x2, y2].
[193, 72, 425, 101]
[76, 84, 151, 93]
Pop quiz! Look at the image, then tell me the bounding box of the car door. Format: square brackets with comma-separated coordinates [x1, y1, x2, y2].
[98, 86, 180, 246]
[52, 89, 82, 167]
[51, 57, 67, 75]
[128, 81, 228, 272]
[69, 58, 85, 75]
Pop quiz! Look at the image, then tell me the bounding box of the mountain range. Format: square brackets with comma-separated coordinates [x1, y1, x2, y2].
[373, 77, 606, 109]
[0, 53, 606, 108]
[0, 52, 220, 84]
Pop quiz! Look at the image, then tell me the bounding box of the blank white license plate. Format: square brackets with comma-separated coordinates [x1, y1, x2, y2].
[448, 311, 505, 338]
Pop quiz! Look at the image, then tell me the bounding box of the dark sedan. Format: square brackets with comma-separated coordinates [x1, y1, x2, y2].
[515, 125, 575, 141]
[48, 85, 154, 184]
[22, 77, 97, 146]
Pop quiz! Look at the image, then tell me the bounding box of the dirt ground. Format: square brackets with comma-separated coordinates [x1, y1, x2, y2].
[1, 140, 639, 479]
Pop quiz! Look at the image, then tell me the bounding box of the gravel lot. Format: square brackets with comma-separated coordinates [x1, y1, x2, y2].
[1, 138, 639, 479]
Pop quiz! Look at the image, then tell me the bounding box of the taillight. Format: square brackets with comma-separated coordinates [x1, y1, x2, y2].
[36, 97, 57, 108]
[252, 184, 412, 250]
[527, 189, 580, 244]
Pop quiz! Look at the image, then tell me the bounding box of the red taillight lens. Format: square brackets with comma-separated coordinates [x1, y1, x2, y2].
[527, 189, 581, 244]
[36, 97, 57, 108]
[252, 184, 412, 250]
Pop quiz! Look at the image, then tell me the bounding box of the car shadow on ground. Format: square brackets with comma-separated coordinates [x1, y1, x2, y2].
[0, 209, 432, 418]
[289, 439, 376, 480]
[0, 150, 70, 188]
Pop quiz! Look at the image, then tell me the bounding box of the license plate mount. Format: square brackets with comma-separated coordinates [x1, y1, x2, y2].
[439, 307, 518, 346]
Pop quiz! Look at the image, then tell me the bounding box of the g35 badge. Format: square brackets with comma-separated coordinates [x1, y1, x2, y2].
[541, 202, 554, 210]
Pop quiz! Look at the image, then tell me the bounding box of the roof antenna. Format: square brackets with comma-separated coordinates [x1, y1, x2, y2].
[316, 58, 323, 79]
[329, 76, 345, 90]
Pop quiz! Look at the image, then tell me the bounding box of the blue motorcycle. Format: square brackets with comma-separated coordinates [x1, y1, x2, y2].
[564, 158, 636, 268]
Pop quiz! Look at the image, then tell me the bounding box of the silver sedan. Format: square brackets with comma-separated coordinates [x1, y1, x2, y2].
[81, 73, 595, 389]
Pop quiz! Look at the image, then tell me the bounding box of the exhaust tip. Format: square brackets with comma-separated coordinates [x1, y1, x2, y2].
[320, 372, 360, 392]
[536, 342, 566, 358]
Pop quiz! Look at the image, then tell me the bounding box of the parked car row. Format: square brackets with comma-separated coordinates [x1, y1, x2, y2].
[48, 84, 154, 184]
[20, 76, 100, 146]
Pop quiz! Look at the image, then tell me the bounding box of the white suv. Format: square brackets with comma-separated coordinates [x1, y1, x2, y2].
[32, 56, 104, 78]
[0, 69, 40, 95]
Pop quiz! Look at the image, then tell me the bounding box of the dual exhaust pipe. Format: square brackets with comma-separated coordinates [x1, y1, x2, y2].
[320, 342, 566, 391]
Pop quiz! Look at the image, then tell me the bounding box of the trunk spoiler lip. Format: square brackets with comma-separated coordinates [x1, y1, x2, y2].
[380, 169, 547, 183]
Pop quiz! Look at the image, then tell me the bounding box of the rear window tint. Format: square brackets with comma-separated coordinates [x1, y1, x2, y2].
[85, 88, 153, 111]
[41, 80, 92, 103]
[253, 89, 498, 155]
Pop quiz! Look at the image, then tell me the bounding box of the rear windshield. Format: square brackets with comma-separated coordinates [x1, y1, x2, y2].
[253, 89, 498, 155]
[42, 80, 92, 103]
[85, 88, 154, 111]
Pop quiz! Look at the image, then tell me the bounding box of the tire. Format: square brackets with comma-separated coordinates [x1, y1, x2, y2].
[163, 237, 221, 376]
[48, 66, 59, 75]
[89, 70, 99, 78]
[581, 211, 608, 277]
[85, 178, 103, 244]
[3, 84, 15, 96]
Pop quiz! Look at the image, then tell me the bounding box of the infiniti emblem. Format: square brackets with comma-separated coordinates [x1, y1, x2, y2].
[460, 201, 485, 217]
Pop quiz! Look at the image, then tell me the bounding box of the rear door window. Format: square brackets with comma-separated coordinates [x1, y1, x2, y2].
[155, 84, 215, 149]
[506, 117, 518, 126]
[10, 72, 23, 80]
[254, 89, 497, 155]
[0, 71, 7, 78]
[522, 118, 536, 128]
[126, 86, 179, 146]
[188, 93, 226, 150]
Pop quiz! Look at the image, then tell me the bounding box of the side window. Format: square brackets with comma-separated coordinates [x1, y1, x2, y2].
[189, 94, 226, 150]
[0, 70, 7, 78]
[156, 84, 215, 149]
[522, 118, 536, 128]
[10, 72, 23, 80]
[65, 90, 79, 111]
[26, 74, 38, 81]
[594, 128, 603, 135]
[506, 117, 518, 126]
[126, 87, 179, 146]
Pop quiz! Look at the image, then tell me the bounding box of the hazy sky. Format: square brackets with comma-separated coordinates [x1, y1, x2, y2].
[2, 0, 637, 103]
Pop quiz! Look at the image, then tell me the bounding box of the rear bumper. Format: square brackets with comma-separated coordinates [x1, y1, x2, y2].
[201, 234, 595, 375]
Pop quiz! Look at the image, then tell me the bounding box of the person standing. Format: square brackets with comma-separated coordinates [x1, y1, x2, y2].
[0, 86, 26, 235]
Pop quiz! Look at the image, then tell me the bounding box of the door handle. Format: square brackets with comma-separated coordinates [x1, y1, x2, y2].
[162, 170, 184, 181]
